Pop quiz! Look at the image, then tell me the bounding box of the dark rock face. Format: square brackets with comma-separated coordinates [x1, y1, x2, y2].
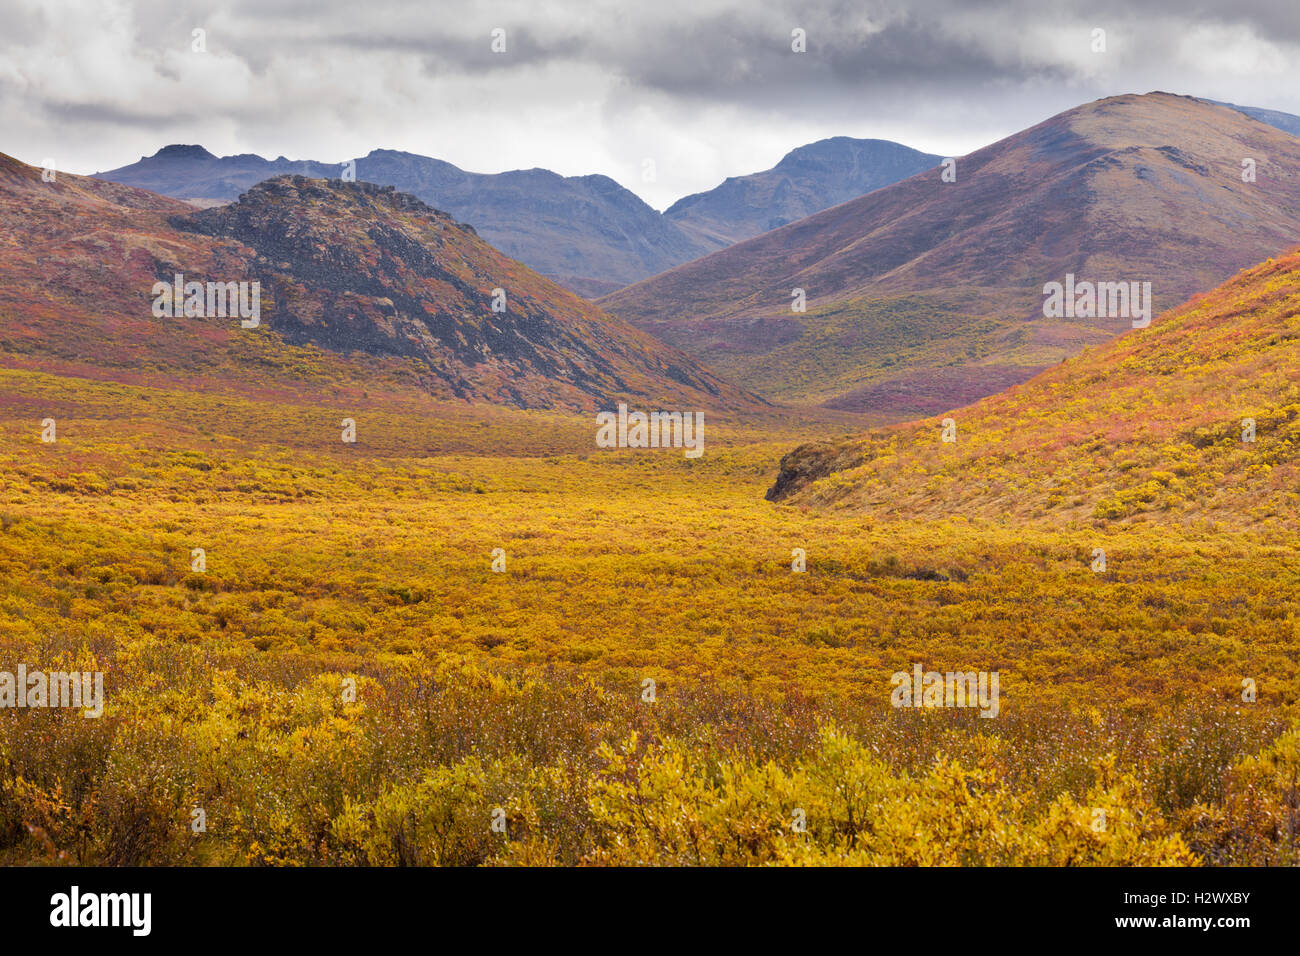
[765, 441, 860, 501]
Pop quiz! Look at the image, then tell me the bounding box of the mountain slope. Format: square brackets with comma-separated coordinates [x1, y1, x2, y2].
[665, 137, 940, 246]
[1213, 101, 1300, 139]
[767, 244, 1300, 529]
[0, 153, 755, 413]
[601, 93, 1300, 415]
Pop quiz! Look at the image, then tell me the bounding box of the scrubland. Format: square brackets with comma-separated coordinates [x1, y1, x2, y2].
[0, 363, 1296, 866]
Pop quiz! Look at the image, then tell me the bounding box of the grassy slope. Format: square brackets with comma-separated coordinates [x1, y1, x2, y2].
[0, 149, 1297, 867]
[773, 247, 1300, 529]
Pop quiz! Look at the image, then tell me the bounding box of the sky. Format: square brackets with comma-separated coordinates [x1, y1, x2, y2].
[3, 0, 1300, 210]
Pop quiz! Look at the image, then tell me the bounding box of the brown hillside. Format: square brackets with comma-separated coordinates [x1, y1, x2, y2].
[0, 154, 756, 413]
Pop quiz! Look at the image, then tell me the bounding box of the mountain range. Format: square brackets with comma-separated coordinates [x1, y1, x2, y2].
[92, 138, 939, 297]
[1216, 100, 1300, 139]
[21, 92, 1300, 427]
[601, 93, 1300, 417]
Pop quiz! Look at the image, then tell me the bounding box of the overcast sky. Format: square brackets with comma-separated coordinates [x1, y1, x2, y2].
[3, 0, 1300, 209]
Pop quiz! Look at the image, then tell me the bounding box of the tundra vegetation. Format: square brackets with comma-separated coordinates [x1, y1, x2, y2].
[0, 361, 1296, 866]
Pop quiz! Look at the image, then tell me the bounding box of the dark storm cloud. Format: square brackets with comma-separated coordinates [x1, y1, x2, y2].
[325, 26, 587, 73]
[40, 100, 207, 128]
[293, 0, 1292, 101]
[596, 7, 1045, 97]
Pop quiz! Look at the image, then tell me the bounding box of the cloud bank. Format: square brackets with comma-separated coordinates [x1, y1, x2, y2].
[3, 0, 1299, 208]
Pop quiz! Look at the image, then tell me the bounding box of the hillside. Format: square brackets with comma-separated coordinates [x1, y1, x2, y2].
[1214, 101, 1300, 139]
[665, 137, 940, 246]
[0, 153, 754, 413]
[767, 245, 1300, 528]
[602, 93, 1300, 415]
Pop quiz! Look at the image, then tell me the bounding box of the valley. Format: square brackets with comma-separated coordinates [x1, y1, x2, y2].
[0, 323, 1296, 865]
[1, 97, 1298, 870]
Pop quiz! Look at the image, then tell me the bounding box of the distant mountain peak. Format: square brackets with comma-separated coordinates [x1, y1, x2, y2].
[151, 144, 217, 161]
[1203, 98, 1300, 139]
[663, 136, 941, 246]
[776, 136, 900, 164]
